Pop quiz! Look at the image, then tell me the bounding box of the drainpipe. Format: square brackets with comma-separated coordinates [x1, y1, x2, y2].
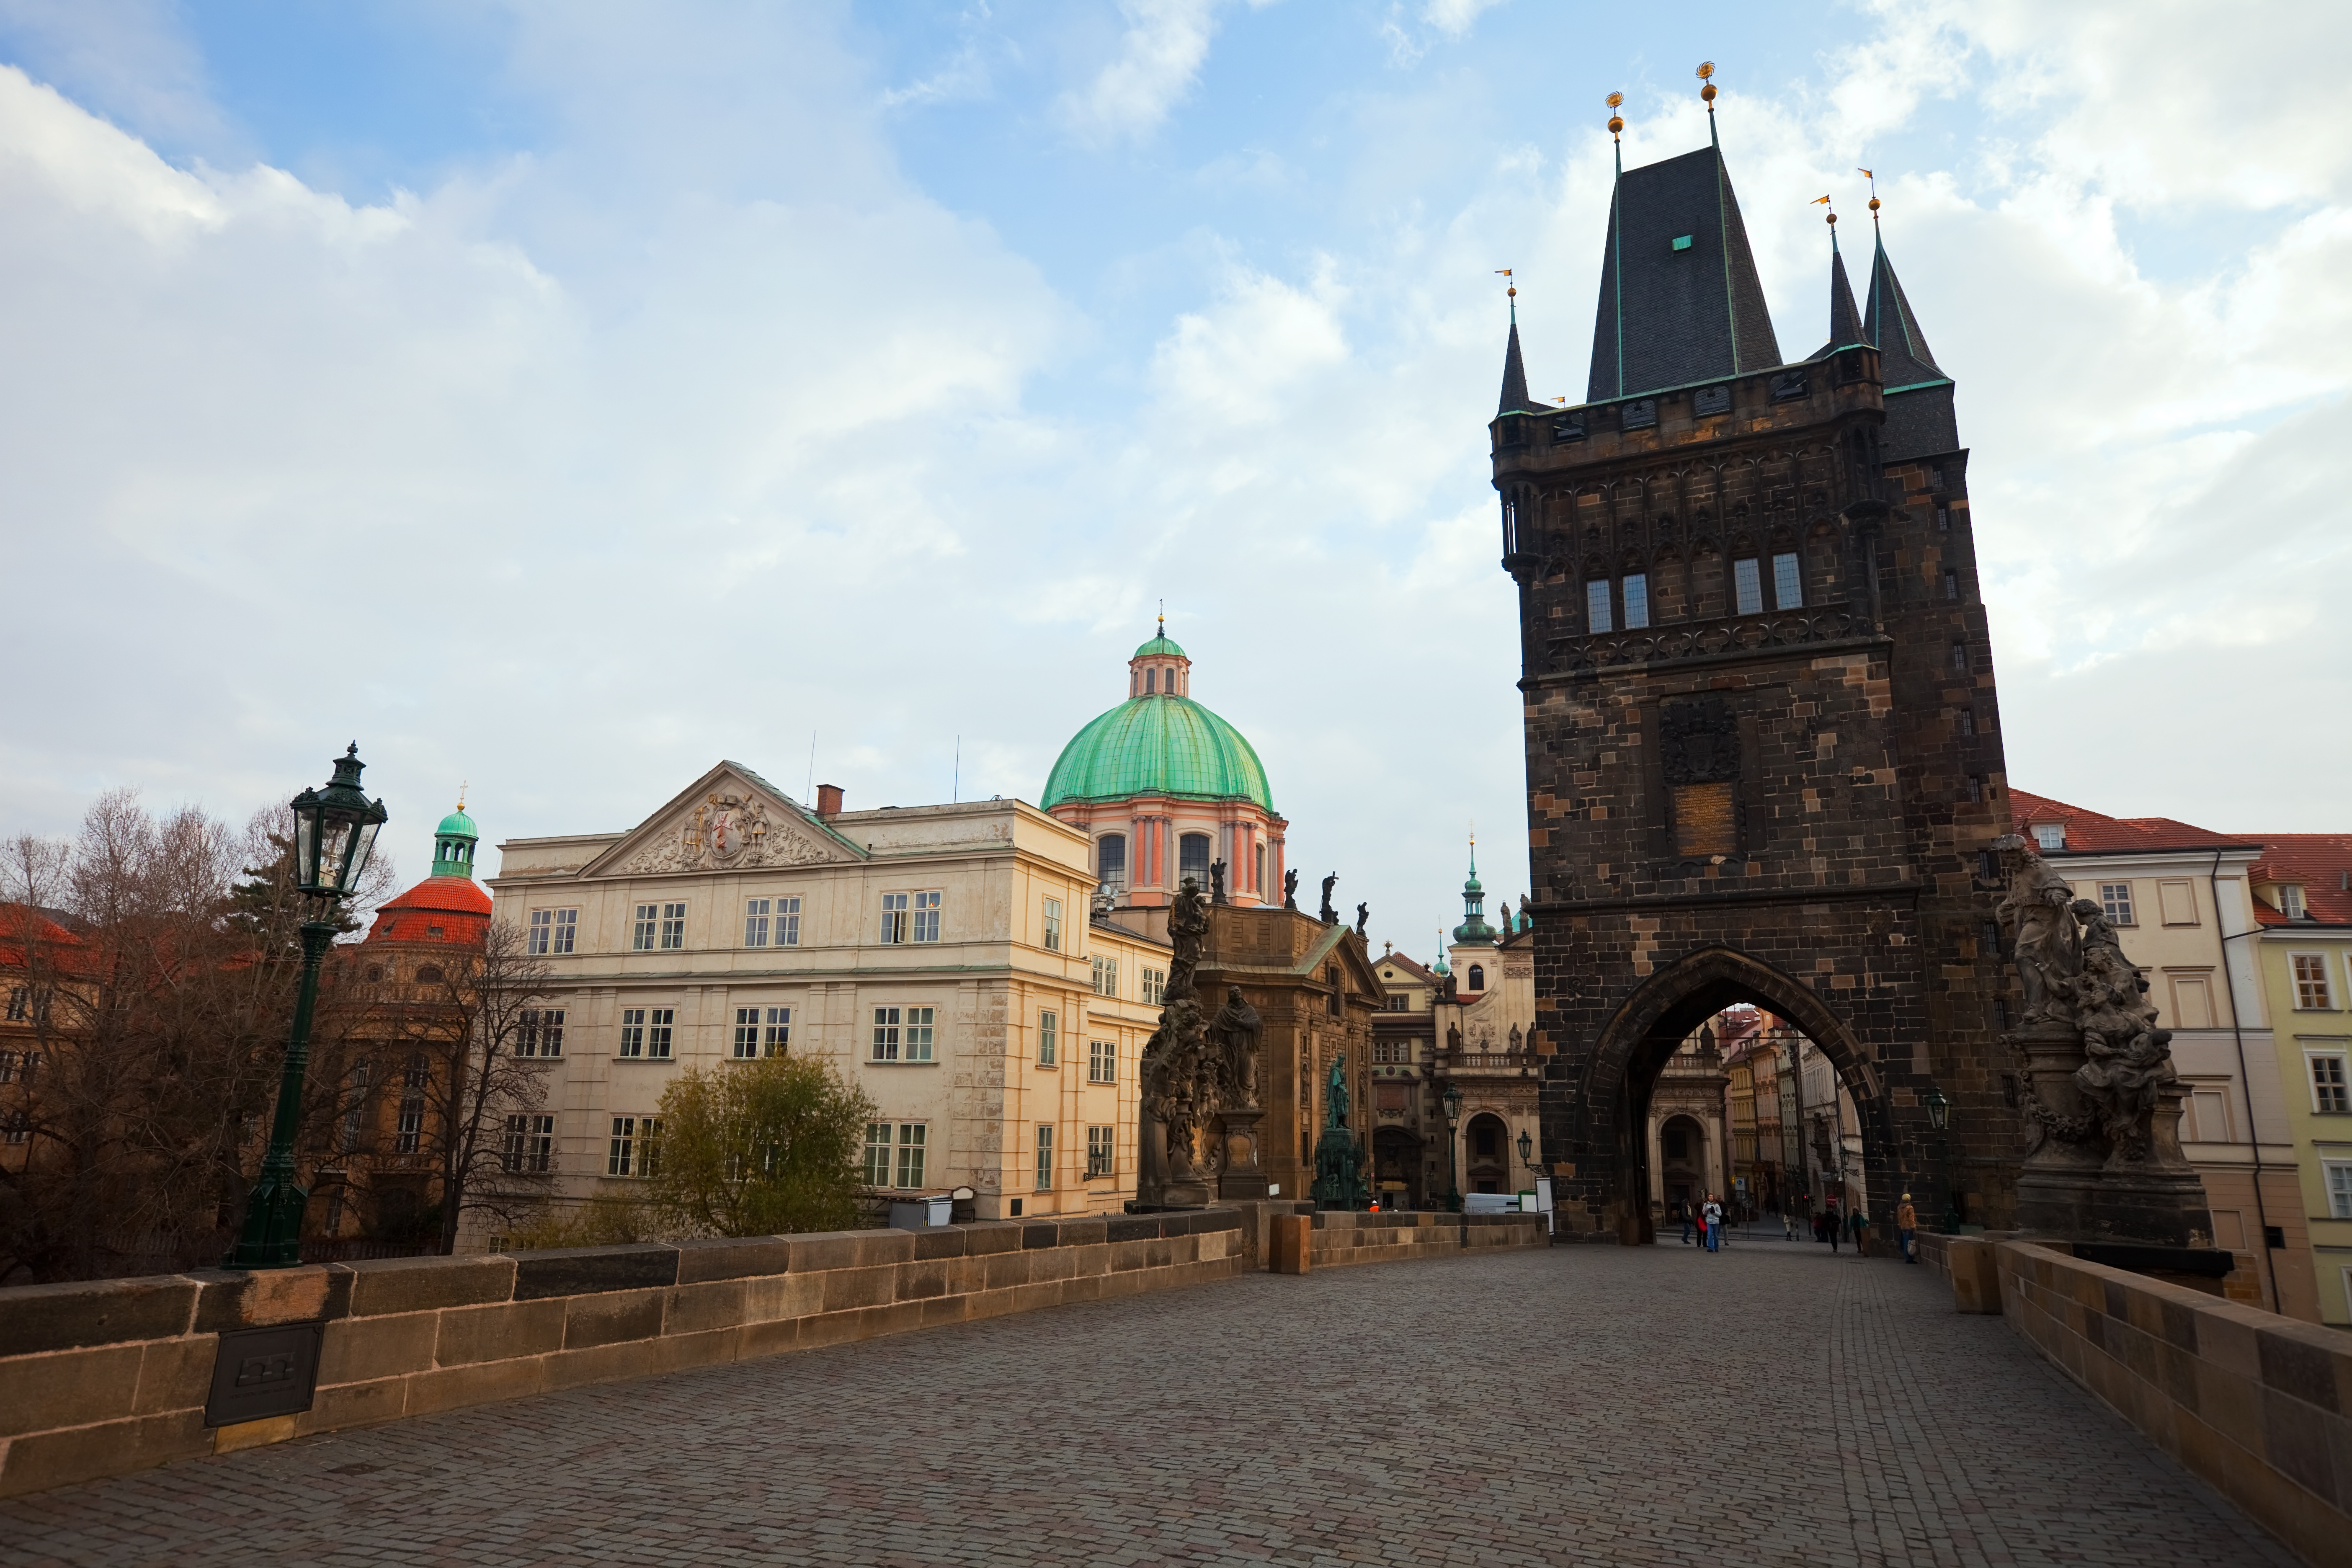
[2212, 848, 2281, 1313]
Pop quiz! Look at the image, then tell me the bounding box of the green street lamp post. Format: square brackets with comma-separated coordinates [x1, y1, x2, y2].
[228, 745, 389, 1270]
[1442, 1080, 1464, 1213]
[1922, 1084, 1963, 1235]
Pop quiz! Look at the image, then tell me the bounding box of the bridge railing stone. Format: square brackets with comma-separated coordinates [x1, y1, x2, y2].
[1996, 1239, 2349, 1567]
[0, 1210, 1243, 1500]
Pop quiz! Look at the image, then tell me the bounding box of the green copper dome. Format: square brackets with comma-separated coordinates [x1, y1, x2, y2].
[431, 801, 480, 880]
[1133, 632, 1187, 659]
[436, 806, 477, 841]
[1042, 696, 1272, 812]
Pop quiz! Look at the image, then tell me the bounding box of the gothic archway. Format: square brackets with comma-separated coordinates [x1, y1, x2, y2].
[1578, 944, 1902, 1242]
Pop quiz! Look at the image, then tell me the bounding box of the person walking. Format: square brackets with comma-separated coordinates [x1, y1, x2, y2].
[1702, 1193, 1724, 1253]
[1679, 1199, 1695, 1246]
[1896, 1192, 1919, 1264]
[1826, 1204, 1841, 1253]
[1849, 1207, 1870, 1257]
[1783, 1201, 1798, 1242]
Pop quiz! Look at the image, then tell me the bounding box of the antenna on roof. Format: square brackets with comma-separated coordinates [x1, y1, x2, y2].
[1697, 61, 1718, 147]
[1495, 267, 1514, 323]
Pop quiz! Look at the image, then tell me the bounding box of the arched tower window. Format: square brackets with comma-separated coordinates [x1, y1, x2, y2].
[1468, 964, 1486, 992]
[1145, 668, 1156, 694]
[1178, 833, 1211, 888]
[1097, 833, 1127, 890]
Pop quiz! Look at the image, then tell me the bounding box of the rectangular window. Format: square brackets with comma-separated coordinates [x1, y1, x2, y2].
[645, 1008, 674, 1059]
[1942, 570, 1960, 601]
[1090, 1039, 1116, 1084]
[609, 1115, 638, 1176]
[659, 903, 686, 950]
[2296, 955, 2334, 1011]
[744, 899, 769, 948]
[879, 892, 909, 944]
[1950, 642, 1968, 674]
[1622, 573, 1650, 630]
[871, 1006, 936, 1063]
[528, 908, 578, 956]
[1043, 897, 1063, 952]
[1039, 1010, 1059, 1067]
[867, 1122, 927, 1187]
[503, 1114, 556, 1173]
[1956, 708, 1976, 737]
[1, 1111, 26, 1145]
[1964, 775, 1983, 805]
[2099, 882, 2135, 926]
[1586, 579, 1613, 634]
[2280, 886, 2309, 920]
[632, 904, 658, 951]
[2329, 1162, 2352, 1220]
[733, 1007, 761, 1059]
[2156, 879, 2198, 926]
[619, 1007, 646, 1058]
[2032, 823, 2065, 851]
[775, 897, 800, 946]
[1086, 1125, 1115, 1179]
[912, 891, 941, 943]
[1772, 552, 1803, 609]
[395, 1068, 425, 1154]
[764, 1006, 792, 1057]
[2169, 975, 2215, 1030]
[1732, 557, 1763, 616]
[1035, 1124, 1055, 1190]
[2312, 1054, 2350, 1114]
[1142, 967, 1167, 1006]
[2183, 1088, 2230, 1144]
[1179, 835, 1211, 889]
[1096, 836, 1126, 891]
[517, 1008, 565, 1058]
[3, 987, 25, 1022]
[1092, 956, 1117, 997]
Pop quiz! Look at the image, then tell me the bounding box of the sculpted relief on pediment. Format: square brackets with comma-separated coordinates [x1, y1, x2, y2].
[622, 789, 837, 876]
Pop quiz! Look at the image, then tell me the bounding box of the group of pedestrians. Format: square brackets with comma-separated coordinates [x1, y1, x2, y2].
[1675, 1194, 1729, 1252]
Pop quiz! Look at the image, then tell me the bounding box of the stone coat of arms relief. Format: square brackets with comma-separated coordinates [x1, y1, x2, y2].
[622, 790, 833, 874]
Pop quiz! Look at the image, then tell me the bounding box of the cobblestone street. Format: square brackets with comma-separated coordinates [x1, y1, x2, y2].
[0, 1236, 2296, 1568]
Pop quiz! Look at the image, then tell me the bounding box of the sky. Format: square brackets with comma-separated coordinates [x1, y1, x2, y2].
[1, 0, 2347, 957]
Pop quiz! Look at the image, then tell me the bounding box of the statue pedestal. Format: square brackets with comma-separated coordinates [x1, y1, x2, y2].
[2011, 1026, 2215, 1248]
[1217, 1107, 1269, 1201]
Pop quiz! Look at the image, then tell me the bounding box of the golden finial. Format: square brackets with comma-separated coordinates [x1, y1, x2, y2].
[1859, 167, 1880, 216]
[1697, 60, 1717, 104]
[1606, 90, 1624, 137]
[456, 778, 467, 812]
[1495, 266, 1515, 301]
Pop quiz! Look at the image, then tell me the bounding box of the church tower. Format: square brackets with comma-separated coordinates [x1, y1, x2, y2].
[1491, 76, 2013, 1238]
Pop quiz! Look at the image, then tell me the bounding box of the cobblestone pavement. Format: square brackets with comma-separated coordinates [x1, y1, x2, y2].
[0, 1236, 2298, 1568]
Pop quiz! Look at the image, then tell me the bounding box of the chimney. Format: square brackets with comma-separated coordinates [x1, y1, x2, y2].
[815, 784, 843, 817]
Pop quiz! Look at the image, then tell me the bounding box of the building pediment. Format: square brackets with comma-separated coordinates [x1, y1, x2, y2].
[578, 761, 867, 880]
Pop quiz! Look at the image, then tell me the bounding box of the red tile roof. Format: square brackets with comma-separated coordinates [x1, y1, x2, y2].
[2006, 789, 2257, 856]
[1378, 952, 1438, 985]
[0, 903, 87, 973]
[369, 875, 492, 944]
[2238, 834, 2352, 928]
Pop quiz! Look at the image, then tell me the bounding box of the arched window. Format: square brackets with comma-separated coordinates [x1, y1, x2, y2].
[1468, 964, 1485, 992]
[1097, 833, 1127, 889]
[1178, 833, 1211, 889]
[1145, 669, 1156, 693]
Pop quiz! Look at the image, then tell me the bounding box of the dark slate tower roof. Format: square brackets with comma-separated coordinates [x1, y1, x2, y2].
[1862, 225, 1959, 461]
[1587, 144, 1782, 402]
[1498, 316, 1535, 415]
[1810, 237, 1863, 359]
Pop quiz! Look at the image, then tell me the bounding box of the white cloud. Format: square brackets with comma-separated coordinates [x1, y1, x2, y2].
[1423, 0, 1508, 39]
[1055, 0, 1223, 145]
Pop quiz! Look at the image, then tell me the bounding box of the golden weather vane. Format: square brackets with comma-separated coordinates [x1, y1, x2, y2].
[1605, 90, 1624, 139]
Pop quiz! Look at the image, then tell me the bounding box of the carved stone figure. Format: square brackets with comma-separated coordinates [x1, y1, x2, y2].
[1354, 902, 1369, 937]
[1447, 1023, 1463, 1055]
[1994, 835, 2081, 1024]
[1508, 1023, 1524, 1053]
[1140, 877, 1222, 1203]
[1319, 873, 1338, 925]
[1211, 985, 1262, 1109]
[1282, 868, 1299, 910]
[1209, 859, 1227, 905]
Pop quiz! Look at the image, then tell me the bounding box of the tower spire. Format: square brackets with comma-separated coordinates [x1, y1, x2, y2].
[1698, 60, 1717, 148]
[1856, 180, 1960, 458]
[1496, 271, 1532, 415]
[1606, 92, 1625, 397]
[1811, 196, 1862, 353]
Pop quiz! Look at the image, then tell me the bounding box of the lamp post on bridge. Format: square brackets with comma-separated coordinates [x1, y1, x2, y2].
[1923, 1084, 1963, 1235]
[228, 744, 389, 1271]
[1441, 1080, 1463, 1212]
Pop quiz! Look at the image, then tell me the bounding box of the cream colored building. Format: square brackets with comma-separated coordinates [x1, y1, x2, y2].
[487, 762, 1168, 1224]
[2009, 790, 2317, 1320]
[2239, 837, 2352, 1326]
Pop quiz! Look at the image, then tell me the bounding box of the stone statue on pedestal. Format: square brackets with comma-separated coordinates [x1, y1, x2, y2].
[1211, 984, 1261, 1109]
[1209, 984, 1269, 1199]
[1140, 877, 1217, 1206]
[1209, 859, 1227, 905]
[1354, 902, 1369, 937]
[1283, 868, 1298, 910]
[1994, 835, 2210, 1249]
[1319, 873, 1338, 925]
[1310, 1055, 1367, 1210]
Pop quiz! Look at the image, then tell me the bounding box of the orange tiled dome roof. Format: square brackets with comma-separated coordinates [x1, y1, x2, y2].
[369, 874, 491, 943]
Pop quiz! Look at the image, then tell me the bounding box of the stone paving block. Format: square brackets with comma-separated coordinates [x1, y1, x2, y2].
[0, 1276, 197, 1357]
[317, 1310, 438, 1387]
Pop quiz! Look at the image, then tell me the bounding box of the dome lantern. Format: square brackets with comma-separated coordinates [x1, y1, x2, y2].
[431, 790, 480, 880]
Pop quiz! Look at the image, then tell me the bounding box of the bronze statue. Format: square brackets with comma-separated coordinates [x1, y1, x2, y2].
[1354, 901, 1369, 937]
[1282, 868, 1299, 910]
[1209, 858, 1227, 905]
[1319, 872, 1338, 925]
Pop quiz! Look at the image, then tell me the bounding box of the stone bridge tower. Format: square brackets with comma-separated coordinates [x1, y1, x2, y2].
[1496, 102, 2016, 1238]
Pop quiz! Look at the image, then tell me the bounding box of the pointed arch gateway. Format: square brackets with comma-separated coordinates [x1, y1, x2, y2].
[1576, 944, 1899, 1240]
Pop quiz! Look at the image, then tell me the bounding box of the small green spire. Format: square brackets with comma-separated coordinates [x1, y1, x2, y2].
[432, 789, 479, 880]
